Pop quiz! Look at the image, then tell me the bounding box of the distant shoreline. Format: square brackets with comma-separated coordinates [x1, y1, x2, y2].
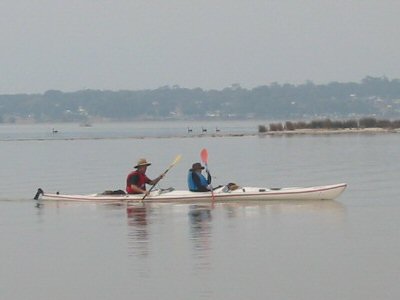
[1, 127, 398, 143]
[257, 128, 400, 136]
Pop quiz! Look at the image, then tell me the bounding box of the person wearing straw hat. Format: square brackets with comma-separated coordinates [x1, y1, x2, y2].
[187, 162, 212, 192]
[126, 158, 164, 194]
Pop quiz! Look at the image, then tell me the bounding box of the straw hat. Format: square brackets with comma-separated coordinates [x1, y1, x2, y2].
[134, 158, 152, 168]
[190, 162, 204, 171]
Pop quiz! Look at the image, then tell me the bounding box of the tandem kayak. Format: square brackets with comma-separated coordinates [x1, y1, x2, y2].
[33, 183, 347, 203]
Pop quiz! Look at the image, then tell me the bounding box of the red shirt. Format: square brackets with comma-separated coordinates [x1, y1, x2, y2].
[126, 170, 151, 194]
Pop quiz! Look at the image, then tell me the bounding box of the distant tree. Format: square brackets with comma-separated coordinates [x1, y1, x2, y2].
[258, 125, 268, 133]
[376, 119, 391, 128]
[269, 123, 283, 131]
[284, 121, 295, 130]
[359, 117, 377, 128]
[343, 119, 358, 129]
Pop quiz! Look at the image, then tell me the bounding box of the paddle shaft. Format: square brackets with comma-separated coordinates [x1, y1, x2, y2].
[141, 155, 181, 202]
[200, 148, 215, 203]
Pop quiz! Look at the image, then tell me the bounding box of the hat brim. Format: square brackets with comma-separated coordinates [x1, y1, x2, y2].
[135, 163, 151, 168]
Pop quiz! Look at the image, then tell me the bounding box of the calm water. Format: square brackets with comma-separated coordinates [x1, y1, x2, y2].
[1, 122, 399, 300]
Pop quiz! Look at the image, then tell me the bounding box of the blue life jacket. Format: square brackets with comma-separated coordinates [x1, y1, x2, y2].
[187, 171, 208, 191]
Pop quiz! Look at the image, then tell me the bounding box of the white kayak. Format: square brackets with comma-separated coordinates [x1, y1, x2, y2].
[34, 183, 347, 203]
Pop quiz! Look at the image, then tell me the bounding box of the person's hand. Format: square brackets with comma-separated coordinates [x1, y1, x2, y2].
[155, 174, 164, 183]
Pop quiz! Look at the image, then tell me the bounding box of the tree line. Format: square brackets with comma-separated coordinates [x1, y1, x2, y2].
[1, 76, 400, 123]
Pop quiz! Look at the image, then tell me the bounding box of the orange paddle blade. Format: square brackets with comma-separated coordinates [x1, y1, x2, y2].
[200, 148, 208, 164]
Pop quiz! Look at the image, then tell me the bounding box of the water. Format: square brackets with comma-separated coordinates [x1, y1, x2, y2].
[1, 122, 400, 300]
[0, 120, 257, 141]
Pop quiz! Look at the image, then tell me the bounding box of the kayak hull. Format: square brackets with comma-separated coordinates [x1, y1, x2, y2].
[35, 183, 347, 203]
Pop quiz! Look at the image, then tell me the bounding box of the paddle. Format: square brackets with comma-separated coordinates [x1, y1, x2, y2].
[200, 148, 215, 204]
[140, 154, 182, 203]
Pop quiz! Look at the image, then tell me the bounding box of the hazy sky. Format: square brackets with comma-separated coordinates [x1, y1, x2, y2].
[1, 0, 400, 94]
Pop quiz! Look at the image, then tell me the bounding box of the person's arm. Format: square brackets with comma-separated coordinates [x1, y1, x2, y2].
[206, 171, 211, 184]
[128, 174, 147, 194]
[149, 174, 164, 186]
[129, 184, 146, 194]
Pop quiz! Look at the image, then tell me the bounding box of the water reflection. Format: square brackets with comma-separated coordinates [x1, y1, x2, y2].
[124, 199, 346, 269]
[188, 204, 212, 224]
[188, 204, 213, 271]
[221, 199, 346, 220]
[127, 204, 150, 257]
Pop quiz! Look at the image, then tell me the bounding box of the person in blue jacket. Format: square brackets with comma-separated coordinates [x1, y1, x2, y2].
[187, 162, 212, 192]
